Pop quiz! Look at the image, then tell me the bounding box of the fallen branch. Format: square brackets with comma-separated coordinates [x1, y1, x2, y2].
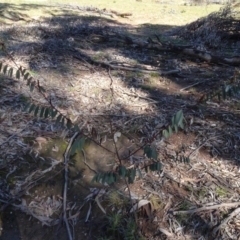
[98, 61, 179, 75]
[105, 32, 240, 66]
[171, 201, 240, 215]
[180, 80, 208, 92]
[73, 53, 179, 76]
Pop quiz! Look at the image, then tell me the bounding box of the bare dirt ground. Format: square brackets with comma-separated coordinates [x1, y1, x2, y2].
[0, 2, 240, 240]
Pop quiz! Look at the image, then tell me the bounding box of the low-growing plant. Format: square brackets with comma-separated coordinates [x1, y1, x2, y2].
[0, 44, 188, 240]
[99, 212, 140, 240]
[198, 187, 208, 198]
[216, 187, 228, 197]
[178, 200, 192, 211]
[176, 213, 189, 225]
[149, 72, 159, 78]
[107, 190, 129, 208]
[0, 58, 187, 183]
[200, 70, 240, 102]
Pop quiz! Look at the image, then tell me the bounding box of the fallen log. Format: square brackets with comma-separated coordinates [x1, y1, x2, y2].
[108, 32, 240, 66]
[73, 53, 179, 76]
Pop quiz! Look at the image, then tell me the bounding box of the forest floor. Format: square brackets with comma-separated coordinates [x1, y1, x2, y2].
[0, 1, 240, 240]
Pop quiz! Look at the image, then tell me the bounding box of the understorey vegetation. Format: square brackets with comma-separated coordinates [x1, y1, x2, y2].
[0, 2, 240, 240]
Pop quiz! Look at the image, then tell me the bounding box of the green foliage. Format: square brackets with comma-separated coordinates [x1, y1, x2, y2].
[92, 171, 118, 185]
[215, 187, 228, 197]
[92, 160, 162, 185]
[21, 99, 75, 130]
[143, 145, 158, 160]
[170, 153, 190, 163]
[3, 65, 8, 75]
[28, 104, 35, 114]
[127, 168, 136, 184]
[205, 71, 240, 102]
[0, 62, 45, 94]
[206, 83, 240, 101]
[8, 67, 13, 77]
[107, 191, 129, 208]
[107, 213, 122, 232]
[39, 106, 45, 118]
[70, 137, 85, 156]
[55, 114, 62, 124]
[16, 69, 20, 79]
[99, 213, 139, 240]
[163, 110, 184, 139]
[0, 60, 188, 199]
[148, 161, 162, 171]
[103, 213, 140, 240]
[92, 110, 185, 185]
[124, 219, 138, 240]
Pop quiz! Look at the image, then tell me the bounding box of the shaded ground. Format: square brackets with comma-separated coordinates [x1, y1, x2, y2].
[0, 2, 240, 240]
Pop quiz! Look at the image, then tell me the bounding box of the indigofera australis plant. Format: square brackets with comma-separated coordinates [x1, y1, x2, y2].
[0, 58, 188, 184]
[0, 45, 188, 239]
[91, 109, 186, 185]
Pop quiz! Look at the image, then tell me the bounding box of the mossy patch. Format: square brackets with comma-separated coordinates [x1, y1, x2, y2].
[216, 187, 228, 197]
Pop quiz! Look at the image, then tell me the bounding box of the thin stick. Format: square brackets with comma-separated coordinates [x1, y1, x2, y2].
[84, 135, 115, 154]
[73, 54, 179, 76]
[63, 132, 79, 240]
[81, 149, 97, 174]
[180, 80, 207, 92]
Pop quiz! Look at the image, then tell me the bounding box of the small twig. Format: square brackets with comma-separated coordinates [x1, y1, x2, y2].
[81, 149, 97, 174]
[63, 132, 80, 240]
[41, 165, 65, 183]
[82, 133, 115, 154]
[121, 129, 162, 161]
[120, 89, 159, 104]
[103, 61, 179, 76]
[72, 53, 96, 72]
[180, 80, 207, 92]
[172, 201, 240, 215]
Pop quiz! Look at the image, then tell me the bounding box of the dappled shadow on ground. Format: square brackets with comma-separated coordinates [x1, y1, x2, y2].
[0, 3, 28, 23]
[0, 2, 240, 240]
